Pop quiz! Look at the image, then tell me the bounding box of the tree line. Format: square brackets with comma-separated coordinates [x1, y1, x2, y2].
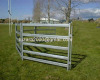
[0, 18, 31, 24]
[33, 0, 98, 23]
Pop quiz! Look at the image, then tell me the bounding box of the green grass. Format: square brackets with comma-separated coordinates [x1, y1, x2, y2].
[0, 21, 100, 80]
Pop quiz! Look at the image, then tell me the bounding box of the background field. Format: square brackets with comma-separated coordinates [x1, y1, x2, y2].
[0, 21, 100, 80]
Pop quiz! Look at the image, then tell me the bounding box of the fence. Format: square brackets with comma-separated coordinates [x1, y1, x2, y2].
[15, 23, 72, 70]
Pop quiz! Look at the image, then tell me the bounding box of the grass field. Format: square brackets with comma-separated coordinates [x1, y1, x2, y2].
[0, 21, 100, 80]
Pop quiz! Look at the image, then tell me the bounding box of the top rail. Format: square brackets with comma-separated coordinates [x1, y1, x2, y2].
[22, 23, 70, 28]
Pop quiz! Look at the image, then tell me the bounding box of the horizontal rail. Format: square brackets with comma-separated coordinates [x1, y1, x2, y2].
[16, 43, 21, 51]
[23, 56, 68, 67]
[22, 23, 70, 28]
[23, 50, 68, 60]
[24, 29, 56, 31]
[16, 37, 21, 43]
[16, 47, 21, 56]
[36, 29, 56, 31]
[15, 23, 21, 26]
[22, 33, 69, 39]
[23, 42, 68, 50]
[24, 29, 34, 31]
[16, 31, 20, 35]
[42, 33, 56, 35]
[16, 37, 19, 42]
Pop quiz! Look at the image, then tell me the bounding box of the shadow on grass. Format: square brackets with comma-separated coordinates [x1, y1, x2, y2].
[24, 46, 86, 69]
[71, 54, 86, 69]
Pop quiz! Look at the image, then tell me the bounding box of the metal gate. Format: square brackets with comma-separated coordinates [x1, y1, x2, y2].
[15, 23, 72, 70]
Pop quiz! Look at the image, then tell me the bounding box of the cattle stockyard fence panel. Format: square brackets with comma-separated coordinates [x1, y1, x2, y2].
[15, 23, 72, 70]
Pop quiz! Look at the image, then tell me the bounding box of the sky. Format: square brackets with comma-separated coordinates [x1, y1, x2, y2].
[0, 0, 100, 20]
[0, 0, 34, 20]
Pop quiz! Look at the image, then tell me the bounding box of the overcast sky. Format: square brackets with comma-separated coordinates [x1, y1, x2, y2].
[0, 0, 100, 20]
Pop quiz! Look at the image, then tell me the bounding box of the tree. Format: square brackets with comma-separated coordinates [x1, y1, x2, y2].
[22, 18, 29, 23]
[55, 0, 82, 23]
[28, 17, 31, 23]
[67, 0, 71, 23]
[48, 0, 50, 23]
[0, 19, 2, 23]
[12, 19, 17, 24]
[47, 0, 55, 23]
[33, 0, 43, 23]
[40, 0, 55, 23]
[4, 18, 9, 23]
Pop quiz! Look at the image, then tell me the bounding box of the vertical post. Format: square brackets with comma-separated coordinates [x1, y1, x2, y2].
[34, 26, 37, 42]
[54, 27, 56, 35]
[70, 26, 73, 69]
[34, 26, 37, 34]
[20, 23, 23, 60]
[8, 0, 12, 36]
[10, 0, 12, 33]
[48, 0, 50, 23]
[67, 23, 71, 70]
[15, 24, 17, 49]
[9, 14, 11, 36]
[8, 0, 10, 36]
